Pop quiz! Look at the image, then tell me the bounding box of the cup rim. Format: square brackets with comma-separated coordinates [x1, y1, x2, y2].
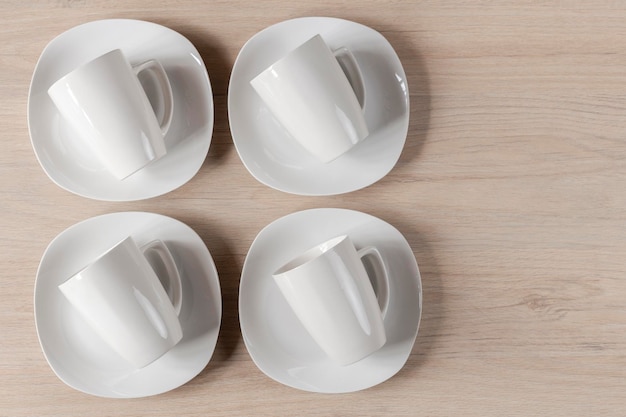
[59, 235, 132, 288]
[250, 34, 326, 84]
[47, 48, 123, 95]
[273, 234, 348, 276]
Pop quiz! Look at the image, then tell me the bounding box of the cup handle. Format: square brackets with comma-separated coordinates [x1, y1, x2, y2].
[140, 240, 182, 316]
[357, 246, 390, 317]
[333, 47, 366, 111]
[133, 60, 174, 136]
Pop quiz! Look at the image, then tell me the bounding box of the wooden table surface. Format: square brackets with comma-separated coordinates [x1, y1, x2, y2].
[1, 1, 625, 416]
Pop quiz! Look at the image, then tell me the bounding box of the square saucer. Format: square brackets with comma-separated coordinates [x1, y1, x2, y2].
[239, 208, 422, 393]
[34, 212, 222, 398]
[228, 17, 410, 195]
[28, 19, 213, 201]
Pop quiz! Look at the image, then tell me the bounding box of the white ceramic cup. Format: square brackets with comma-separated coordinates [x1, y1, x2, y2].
[273, 235, 390, 366]
[250, 34, 369, 163]
[58, 237, 183, 369]
[48, 49, 174, 180]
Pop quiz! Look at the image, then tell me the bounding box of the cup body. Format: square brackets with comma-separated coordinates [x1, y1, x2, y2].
[48, 49, 167, 179]
[273, 235, 386, 365]
[58, 237, 183, 368]
[251, 35, 369, 163]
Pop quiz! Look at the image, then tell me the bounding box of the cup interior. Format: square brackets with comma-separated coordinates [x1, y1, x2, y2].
[60, 236, 130, 286]
[49, 49, 121, 92]
[255, 34, 323, 79]
[274, 235, 347, 275]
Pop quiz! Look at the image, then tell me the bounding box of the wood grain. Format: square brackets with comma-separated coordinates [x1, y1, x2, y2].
[1, 1, 625, 416]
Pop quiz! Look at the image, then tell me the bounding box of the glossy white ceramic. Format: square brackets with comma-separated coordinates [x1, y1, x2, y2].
[229, 17, 410, 195]
[250, 35, 368, 163]
[58, 237, 183, 369]
[28, 19, 213, 201]
[34, 212, 222, 398]
[239, 208, 422, 393]
[273, 235, 388, 366]
[48, 49, 173, 180]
